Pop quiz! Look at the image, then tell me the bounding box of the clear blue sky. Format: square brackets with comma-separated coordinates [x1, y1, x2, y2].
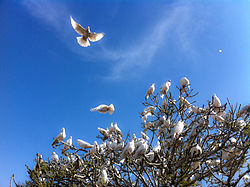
[0, 0, 250, 185]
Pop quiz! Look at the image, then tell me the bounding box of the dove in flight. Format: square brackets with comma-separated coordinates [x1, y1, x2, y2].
[70, 16, 104, 47]
[52, 128, 66, 146]
[90, 104, 115, 115]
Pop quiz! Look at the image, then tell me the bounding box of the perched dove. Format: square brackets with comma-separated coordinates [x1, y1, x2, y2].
[52, 128, 66, 146]
[98, 127, 110, 139]
[120, 139, 135, 162]
[51, 152, 59, 162]
[212, 94, 221, 107]
[76, 139, 93, 149]
[70, 16, 104, 47]
[61, 136, 72, 155]
[180, 77, 190, 90]
[90, 104, 115, 115]
[133, 141, 148, 159]
[97, 168, 109, 186]
[145, 83, 155, 100]
[190, 144, 202, 157]
[160, 80, 171, 99]
[170, 121, 184, 139]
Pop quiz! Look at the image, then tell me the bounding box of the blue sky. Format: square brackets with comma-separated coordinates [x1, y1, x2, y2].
[0, 0, 250, 185]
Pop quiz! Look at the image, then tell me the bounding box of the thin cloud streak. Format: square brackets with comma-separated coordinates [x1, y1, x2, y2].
[105, 3, 193, 80]
[22, 1, 199, 81]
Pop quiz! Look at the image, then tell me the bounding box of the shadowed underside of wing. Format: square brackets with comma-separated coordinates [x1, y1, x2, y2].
[89, 32, 104, 42]
[77, 36, 90, 47]
[70, 16, 88, 36]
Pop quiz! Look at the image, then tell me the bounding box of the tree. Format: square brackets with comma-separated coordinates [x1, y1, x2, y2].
[15, 78, 249, 186]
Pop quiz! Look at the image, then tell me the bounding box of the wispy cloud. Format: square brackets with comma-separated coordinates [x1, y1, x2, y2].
[22, 1, 202, 80]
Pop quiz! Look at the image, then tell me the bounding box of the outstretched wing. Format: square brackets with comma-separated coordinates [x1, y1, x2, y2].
[89, 32, 104, 42]
[70, 16, 88, 36]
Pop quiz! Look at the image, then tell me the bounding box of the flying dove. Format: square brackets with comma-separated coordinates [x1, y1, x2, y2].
[90, 104, 115, 115]
[52, 128, 66, 146]
[70, 16, 104, 47]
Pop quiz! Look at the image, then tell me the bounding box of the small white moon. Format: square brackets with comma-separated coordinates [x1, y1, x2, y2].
[219, 49, 222, 53]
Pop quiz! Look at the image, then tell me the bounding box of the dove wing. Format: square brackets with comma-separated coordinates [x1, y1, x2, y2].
[89, 32, 104, 42]
[71, 16, 88, 36]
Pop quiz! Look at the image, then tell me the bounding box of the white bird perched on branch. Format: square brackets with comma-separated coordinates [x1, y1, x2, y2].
[97, 168, 109, 186]
[51, 152, 59, 162]
[98, 128, 111, 139]
[76, 139, 94, 149]
[169, 121, 184, 139]
[89, 141, 99, 155]
[160, 80, 171, 99]
[180, 77, 190, 90]
[61, 136, 72, 155]
[52, 128, 66, 146]
[133, 141, 148, 159]
[90, 104, 115, 115]
[70, 16, 104, 47]
[145, 83, 155, 100]
[190, 144, 202, 157]
[179, 96, 191, 108]
[120, 139, 135, 162]
[212, 94, 221, 107]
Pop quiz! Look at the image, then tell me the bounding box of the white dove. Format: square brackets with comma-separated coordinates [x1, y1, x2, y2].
[133, 141, 148, 159]
[179, 96, 191, 108]
[98, 127, 110, 139]
[90, 104, 115, 115]
[190, 144, 202, 157]
[70, 16, 104, 47]
[212, 94, 221, 107]
[51, 152, 59, 162]
[160, 80, 171, 99]
[120, 139, 135, 162]
[170, 121, 184, 139]
[52, 128, 66, 146]
[180, 77, 190, 90]
[76, 139, 94, 149]
[97, 168, 109, 186]
[61, 136, 72, 155]
[89, 141, 99, 155]
[113, 123, 122, 135]
[145, 83, 155, 100]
